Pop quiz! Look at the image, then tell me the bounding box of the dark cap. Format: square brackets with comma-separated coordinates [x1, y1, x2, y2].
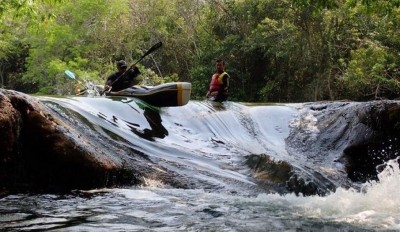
[117, 60, 127, 68]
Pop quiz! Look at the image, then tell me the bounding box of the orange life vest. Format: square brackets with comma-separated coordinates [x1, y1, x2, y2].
[209, 72, 228, 92]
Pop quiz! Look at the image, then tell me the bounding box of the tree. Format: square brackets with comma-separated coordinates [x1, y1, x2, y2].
[1, 0, 400, 101]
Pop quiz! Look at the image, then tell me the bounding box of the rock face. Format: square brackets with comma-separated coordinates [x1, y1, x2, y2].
[0, 89, 129, 192]
[340, 101, 400, 182]
[0, 89, 196, 192]
[305, 101, 400, 183]
[0, 89, 187, 193]
[286, 101, 400, 193]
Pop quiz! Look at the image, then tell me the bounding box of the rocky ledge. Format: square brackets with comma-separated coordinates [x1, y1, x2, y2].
[0, 89, 187, 193]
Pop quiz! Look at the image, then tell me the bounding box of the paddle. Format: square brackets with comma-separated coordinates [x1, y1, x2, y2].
[132, 41, 163, 66]
[65, 70, 76, 80]
[104, 41, 163, 95]
[65, 70, 86, 94]
[64, 70, 97, 95]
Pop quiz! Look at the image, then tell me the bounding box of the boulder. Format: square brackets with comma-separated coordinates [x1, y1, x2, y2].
[0, 89, 137, 192]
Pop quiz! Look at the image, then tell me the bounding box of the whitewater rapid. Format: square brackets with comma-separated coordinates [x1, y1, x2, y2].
[1, 160, 399, 231]
[1, 97, 400, 231]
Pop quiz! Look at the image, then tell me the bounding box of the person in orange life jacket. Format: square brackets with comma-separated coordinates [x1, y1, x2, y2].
[206, 59, 230, 102]
[104, 60, 141, 92]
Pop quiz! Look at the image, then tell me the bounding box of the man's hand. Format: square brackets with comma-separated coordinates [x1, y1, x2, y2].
[206, 91, 218, 98]
[104, 85, 112, 92]
[210, 91, 218, 96]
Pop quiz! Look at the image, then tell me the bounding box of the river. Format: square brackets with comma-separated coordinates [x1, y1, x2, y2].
[1, 97, 399, 231]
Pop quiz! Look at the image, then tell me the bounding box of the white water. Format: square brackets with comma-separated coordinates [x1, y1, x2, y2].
[1, 98, 400, 231]
[102, 160, 400, 231]
[2, 160, 396, 231]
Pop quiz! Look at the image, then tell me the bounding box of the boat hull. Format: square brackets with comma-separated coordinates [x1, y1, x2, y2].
[106, 82, 191, 107]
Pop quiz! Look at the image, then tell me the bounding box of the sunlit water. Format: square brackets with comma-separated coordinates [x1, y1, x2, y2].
[1, 97, 400, 231]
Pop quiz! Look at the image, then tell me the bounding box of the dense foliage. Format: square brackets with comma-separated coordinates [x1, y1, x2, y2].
[1, 0, 399, 102]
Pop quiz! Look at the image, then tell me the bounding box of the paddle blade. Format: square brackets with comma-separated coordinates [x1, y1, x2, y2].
[143, 41, 162, 57]
[134, 41, 163, 65]
[65, 70, 76, 80]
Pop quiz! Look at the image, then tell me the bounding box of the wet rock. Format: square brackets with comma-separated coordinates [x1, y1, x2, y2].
[0, 89, 189, 193]
[287, 100, 400, 191]
[246, 154, 292, 194]
[0, 91, 22, 188]
[246, 153, 336, 196]
[0, 89, 130, 192]
[286, 171, 336, 196]
[341, 101, 400, 182]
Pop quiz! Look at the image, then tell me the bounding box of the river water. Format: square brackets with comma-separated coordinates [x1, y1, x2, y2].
[1, 97, 399, 231]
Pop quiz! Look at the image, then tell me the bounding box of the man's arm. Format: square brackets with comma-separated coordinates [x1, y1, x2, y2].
[219, 74, 229, 94]
[128, 66, 140, 77]
[104, 73, 116, 91]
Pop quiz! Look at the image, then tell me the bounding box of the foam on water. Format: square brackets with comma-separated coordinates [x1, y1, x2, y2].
[100, 159, 400, 231]
[252, 158, 400, 230]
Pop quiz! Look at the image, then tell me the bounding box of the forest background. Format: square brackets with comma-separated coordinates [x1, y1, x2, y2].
[1, 0, 400, 102]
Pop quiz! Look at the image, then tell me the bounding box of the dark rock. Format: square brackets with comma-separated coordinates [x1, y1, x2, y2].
[246, 154, 292, 194]
[341, 101, 400, 182]
[0, 89, 189, 193]
[0, 91, 22, 188]
[0, 89, 130, 192]
[287, 101, 400, 190]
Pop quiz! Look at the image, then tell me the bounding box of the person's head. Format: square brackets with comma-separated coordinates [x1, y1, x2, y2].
[215, 59, 225, 72]
[116, 60, 127, 72]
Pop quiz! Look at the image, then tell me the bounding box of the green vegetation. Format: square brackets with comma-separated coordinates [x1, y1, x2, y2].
[1, 0, 400, 102]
